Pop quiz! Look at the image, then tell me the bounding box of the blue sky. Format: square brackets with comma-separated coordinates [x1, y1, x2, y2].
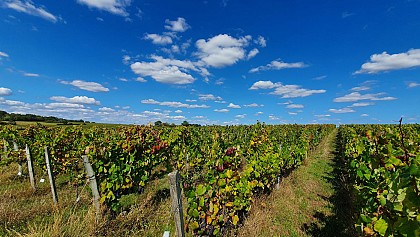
[0, 0, 419, 125]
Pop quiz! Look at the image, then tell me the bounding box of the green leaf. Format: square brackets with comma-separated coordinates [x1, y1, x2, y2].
[196, 184, 206, 196]
[374, 218, 388, 236]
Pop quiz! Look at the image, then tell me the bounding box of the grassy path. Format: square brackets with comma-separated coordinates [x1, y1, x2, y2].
[238, 129, 355, 237]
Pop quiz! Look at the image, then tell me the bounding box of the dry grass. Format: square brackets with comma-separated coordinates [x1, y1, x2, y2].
[238, 130, 342, 237]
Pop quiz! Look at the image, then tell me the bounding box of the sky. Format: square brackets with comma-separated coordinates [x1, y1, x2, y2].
[0, 0, 419, 125]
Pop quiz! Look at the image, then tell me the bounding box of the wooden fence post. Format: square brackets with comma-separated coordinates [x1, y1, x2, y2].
[82, 155, 101, 222]
[25, 144, 36, 191]
[2, 139, 6, 160]
[13, 141, 23, 176]
[168, 170, 185, 237]
[44, 146, 58, 204]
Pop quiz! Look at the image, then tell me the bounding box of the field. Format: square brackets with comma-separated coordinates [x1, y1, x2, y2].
[0, 122, 418, 236]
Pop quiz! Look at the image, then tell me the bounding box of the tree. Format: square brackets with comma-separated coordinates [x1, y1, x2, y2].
[181, 120, 189, 126]
[154, 120, 163, 126]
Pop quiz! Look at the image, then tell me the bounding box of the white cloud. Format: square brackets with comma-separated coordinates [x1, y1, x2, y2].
[3, 0, 60, 22]
[0, 87, 12, 96]
[361, 114, 369, 117]
[60, 80, 110, 92]
[136, 77, 147, 82]
[141, 98, 209, 108]
[355, 49, 420, 74]
[214, 109, 229, 113]
[329, 108, 356, 113]
[256, 111, 263, 115]
[131, 55, 196, 84]
[227, 103, 241, 109]
[288, 112, 297, 115]
[249, 59, 307, 73]
[46, 103, 85, 109]
[351, 86, 370, 91]
[244, 103, 263, 107]
[333, 92, 396, 102]
[0, 51, 9, 57]
[313, 75, 327, 80]
[164, 17, 190, 32]
[286, 104, 304, 109]
[255, 36, 266, 47]
[50, 96, 100, 105]
[195, 34, 252, 68]
[247, 48, 259, 60]
[250, 80, 325, 98]
[407, 82, 420, 88]
[198, 94, 223, 101]
[235, 114, 246, 119]
[249, 81, 279, 90]
[349, 102, 373, 107]
[77, 0, 131, 17]
[271, 85, 325, 98]
[119, 77, 128, 82]
[122, 55, 131, 65]
[0, 97, 25, 106]
[144, 33, 173, 45]
[315, 114, 331, 118]
[269, 115, 280, 120]
[174, 110, 182, 113]
[99, 107, 115, 112]
[23, 72, 39, 77]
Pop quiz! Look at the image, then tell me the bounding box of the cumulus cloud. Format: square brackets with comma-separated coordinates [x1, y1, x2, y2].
[244, 103, 263, 107]
[249, 81, 279, 90]
[249, 60, 307, 73]
[98, 107, 115, 112]
[227, 103, 241, 109]
[214, 109, 229, 113]
[131, 55, 196, 84]
[0, 87, 12, 96]
[50, 96, 100, 105]
[165, 17, 190, 32]
[333, 92, 396, 102]
[136, 77, 147, 82]
[235, 114, 246, 119]
[195, 34, 252, 68]
[0, 97, 25, 106]
[198, 94, 223, 101]
[141, 98, 209, 108]
[144, 33, 173, 45]
[255, 36, 266, 47]
[250, 80, 325, 98]
[77, 0, 131, 17]
[247, 48, 259, 60]
[60, 80, 110, 92]
[329, 108, 355, 113]
[46, 103, 85, 109]
[354, 49, 420, 74]
[3, 0, 60, 22]
[286, 104, 304, 109]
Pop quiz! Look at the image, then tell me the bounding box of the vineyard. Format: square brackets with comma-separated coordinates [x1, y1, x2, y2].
[0, 122, 419, 236]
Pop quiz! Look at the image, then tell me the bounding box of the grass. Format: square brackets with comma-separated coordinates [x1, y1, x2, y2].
[0, 162, 184, 236]
[237, 129, 356, 237]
